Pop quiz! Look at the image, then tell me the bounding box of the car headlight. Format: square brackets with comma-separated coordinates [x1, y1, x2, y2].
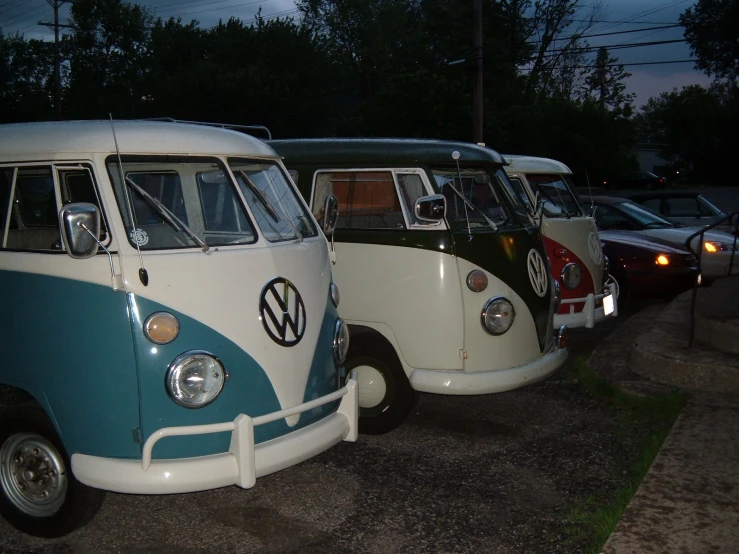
[704, 241, 732, 253]
[330, 282, 340, 307]
[561, 263, 582, 289]
[481, 297, 515, 335]
[333, 318, 349, 366]
[166, 351, 226, 409]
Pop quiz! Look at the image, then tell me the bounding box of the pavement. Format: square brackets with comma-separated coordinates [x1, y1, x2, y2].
[588, 274, 739, 553]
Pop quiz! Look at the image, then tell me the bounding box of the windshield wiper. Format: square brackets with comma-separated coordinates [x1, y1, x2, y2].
[125, 177, 210, 253]
[238, 170, 303, 242]
[443, 182, 498, 231]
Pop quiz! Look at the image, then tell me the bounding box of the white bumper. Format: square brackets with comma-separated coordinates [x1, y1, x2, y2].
[408, 345, 568, 395]
[554, 282, 617, 329]
[71, 379, 359, 494]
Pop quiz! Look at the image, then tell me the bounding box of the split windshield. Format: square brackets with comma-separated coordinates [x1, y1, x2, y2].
[432, 167, 531, 232]
[523, 174, 583, 217]
[107, 156, 316, 250]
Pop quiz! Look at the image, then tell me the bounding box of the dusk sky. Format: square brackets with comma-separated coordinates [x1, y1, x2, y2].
[0, 0, 711, 107]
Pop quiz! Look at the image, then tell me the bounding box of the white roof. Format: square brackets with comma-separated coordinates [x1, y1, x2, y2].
[503, 154, 572, 175]
[0, 120, 276, 159]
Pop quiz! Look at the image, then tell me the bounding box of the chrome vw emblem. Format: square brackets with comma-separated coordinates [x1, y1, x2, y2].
[588, 232, 603, 265]
[259, 277, 306, 347]
[527, 249, 548, 298]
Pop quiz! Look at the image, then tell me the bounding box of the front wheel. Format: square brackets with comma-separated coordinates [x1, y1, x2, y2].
[0, 405, 105, 537]
[346, 337, 417, 435]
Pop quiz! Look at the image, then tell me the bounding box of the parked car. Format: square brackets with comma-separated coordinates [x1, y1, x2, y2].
[602, 172, 667, 191]
[503, 155, 616, 329]
[600, 231, 699, 300]
[271, 138, 568, 435]
[583, 195, 738, 281]
[628, 191, 738, 234]
[0, 121, 358, 537]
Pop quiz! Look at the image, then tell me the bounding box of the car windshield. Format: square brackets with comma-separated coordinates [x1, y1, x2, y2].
[593, 200, 676, 231]
[525, 174, 583, 217]
[431, 167, 531, 232]
[229, 158, 317, 242]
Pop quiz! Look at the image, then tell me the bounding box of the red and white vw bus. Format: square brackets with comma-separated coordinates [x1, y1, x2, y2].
[504, 155, 616, 328]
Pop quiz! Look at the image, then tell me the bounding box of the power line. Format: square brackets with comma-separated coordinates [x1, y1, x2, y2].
[155, 0, 270, 18]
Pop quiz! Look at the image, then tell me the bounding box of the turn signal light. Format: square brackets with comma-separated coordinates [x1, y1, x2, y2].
[656, 255, 670, 266]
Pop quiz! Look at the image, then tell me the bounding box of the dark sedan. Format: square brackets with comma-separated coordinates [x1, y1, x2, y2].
[601, 230, 699, 300]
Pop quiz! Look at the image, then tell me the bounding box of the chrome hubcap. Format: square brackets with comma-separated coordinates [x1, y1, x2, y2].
[0, 433, 67, 517]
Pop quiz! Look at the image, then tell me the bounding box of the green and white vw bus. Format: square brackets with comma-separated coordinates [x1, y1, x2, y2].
[0, 121, 357, 537]
[270, 139, 568, 434]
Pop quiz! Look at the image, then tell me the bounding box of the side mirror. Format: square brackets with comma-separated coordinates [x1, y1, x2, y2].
[323, 194, 339, 236]
[59, 202, 101, 259]
[415, 194, 446, 222]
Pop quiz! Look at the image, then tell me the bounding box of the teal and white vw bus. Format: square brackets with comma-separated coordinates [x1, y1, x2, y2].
[0, 121, 357, 537]
[503, 155, 617, 328]
[270, 139, 568, 435]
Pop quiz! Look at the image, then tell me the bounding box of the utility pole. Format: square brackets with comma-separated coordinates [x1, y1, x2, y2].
[473, 0, 483, 144]
[39, 0, 74, 119]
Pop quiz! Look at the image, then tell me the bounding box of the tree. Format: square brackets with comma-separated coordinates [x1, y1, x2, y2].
[581, 47, 634, 117]
[0, 33, 56, 122]
[66, 0, 153, 118]
[635, 83, 739, 183]
[681, 0, 739, 80]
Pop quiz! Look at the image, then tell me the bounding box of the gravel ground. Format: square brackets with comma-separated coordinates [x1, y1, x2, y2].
[0, 309, 662, 554]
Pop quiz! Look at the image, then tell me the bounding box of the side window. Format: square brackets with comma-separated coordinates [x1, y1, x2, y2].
[666, 197, 699, 217]
[4, 167, 61, 251]
[507, 177, 533, 212]
[314, 171, 406, 230]
[0, 169, 14, 238]
[396, 173, 431, 226]
[640, 198, 661, 213]
[59, 169, 109, 242]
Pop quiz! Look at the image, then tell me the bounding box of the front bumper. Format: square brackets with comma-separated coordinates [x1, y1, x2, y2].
[554, 281, 617, 329]
[408, 344, 568, 395]
[71, 378, 359, 494]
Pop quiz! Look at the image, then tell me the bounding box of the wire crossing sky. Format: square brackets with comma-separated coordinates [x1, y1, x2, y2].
[0, 0, 711, 106]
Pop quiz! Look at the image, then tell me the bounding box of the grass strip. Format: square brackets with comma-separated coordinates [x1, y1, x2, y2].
[563, 355, 686, 553]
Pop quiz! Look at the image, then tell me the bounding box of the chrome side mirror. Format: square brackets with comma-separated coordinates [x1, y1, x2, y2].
[415, 194, 446, 222]
[59, 203, 101, 259]
[323, 194, 339, 236]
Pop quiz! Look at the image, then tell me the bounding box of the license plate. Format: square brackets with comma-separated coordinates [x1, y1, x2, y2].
[603, 294, 614, 315]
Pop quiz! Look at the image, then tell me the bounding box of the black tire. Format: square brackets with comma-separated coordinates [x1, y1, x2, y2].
[345, 336, 417, 435]
[0, 404, 105, 538]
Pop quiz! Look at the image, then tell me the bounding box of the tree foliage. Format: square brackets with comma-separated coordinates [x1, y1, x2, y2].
[681, 0, 739, 81]
[635, 83, 739, 182]
[1, 0, 640, 181]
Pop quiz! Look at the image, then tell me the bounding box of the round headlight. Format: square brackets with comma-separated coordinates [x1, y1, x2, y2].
[333, 318, 350, 366]
[330, 282, 340, 308]
[561, 263, 582, 289]
[481, 297, 515, 335]
[166, 351, 225, 409]
[466, 270, 488, 292]
[144, 312, 180, 344]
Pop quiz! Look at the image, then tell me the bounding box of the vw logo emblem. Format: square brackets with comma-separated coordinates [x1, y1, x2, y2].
[527, 249, 548, 298]
[259, 277, 306, 347]
[588, 232, 603, 265]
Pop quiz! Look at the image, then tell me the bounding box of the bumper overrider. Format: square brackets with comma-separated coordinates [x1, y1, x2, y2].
[554, 280, 618, 329]
[71, 378, 359, 495]
[408, 330, 568, 395]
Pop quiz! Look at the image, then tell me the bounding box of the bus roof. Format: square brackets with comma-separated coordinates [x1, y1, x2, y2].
[0, 120, 276, 159]
[269, 138, 506, 166]
[503, 155, 572, 175]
